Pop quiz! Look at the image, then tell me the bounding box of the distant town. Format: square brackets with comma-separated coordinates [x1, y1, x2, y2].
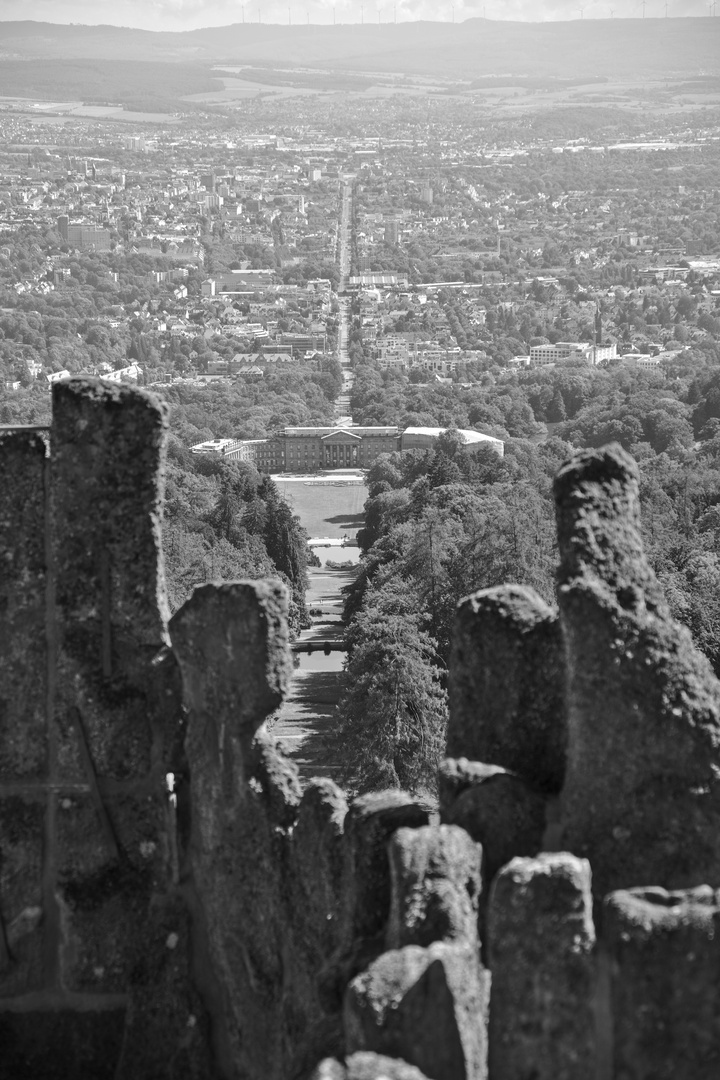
[1, 46, 720, 460]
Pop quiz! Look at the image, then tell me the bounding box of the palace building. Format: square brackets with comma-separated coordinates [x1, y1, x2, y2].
[283, 426, 400, 471]
[194, 426, 503, 475]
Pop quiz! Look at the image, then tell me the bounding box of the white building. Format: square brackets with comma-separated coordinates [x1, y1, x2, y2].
[104, 363, 142, 383]
[529, 342, 617, 366]
[189, 438, 246, 460]
[401, 427, 504, 457]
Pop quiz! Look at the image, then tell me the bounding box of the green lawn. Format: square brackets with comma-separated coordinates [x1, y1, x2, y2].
[274, 479, 367, 539]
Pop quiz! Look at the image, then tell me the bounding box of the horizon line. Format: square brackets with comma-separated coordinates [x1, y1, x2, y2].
[0, 14, 716, 31]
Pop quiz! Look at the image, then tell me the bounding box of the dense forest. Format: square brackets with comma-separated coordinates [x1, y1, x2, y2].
[162, 441, 309, 631]
[334, 351, 720, 794]
[0, 59, 222, 113]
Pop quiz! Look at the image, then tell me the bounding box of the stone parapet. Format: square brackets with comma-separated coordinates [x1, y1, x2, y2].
[3, 394, 720, 1079]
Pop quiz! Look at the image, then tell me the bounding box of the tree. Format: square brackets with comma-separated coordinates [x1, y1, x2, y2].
[335, 576, 447, 796]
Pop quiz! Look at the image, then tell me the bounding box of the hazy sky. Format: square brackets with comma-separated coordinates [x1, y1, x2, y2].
[0, 0, 714, 31]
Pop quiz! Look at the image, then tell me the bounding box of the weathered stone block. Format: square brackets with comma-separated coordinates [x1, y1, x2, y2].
[292, 778, 348, 956]
[170, 579, 292, 744]
[554, 443, 720, 893]
[603, 885, 720, 1080]
[340, 792, 430, 948]
[116, 898, 218, 1080]
[51, 378, 173, 782]
[320, 793, 431, 1018]
[344, 942, 489, 1080]
[170, 580, 299, 1080]
[312, 1053, 431, 1080]
[487, 852, 596, 1080]
[386, 825, 481, 950]
[0, 430, 48, 778]
[0, 795, 44, 996]
[448, 584, 565, 793]
[51, 377, 170, 649]
[439, 758, 547, 882]
[56, 791, 166, 993]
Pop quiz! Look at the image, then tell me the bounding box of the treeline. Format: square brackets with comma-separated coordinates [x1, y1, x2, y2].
[1, 384, 314, 629]
[0, 59, 221, 112]
[160, 440, 310, 628]
[349, 343, 720, 441]
[163, 362, 341, 444]
[333, 434, 562, 797]
[336, 353, 720, 797]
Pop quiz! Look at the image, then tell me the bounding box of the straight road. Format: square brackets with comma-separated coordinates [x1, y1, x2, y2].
[336, 180, 354, 419]
[270, 180, 362, 782]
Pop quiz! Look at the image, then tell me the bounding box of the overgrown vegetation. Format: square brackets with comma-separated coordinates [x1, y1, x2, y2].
[336, 348, 720, 792]
[163, 442, 309, 631]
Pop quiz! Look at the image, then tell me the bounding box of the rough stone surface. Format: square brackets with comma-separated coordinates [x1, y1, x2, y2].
[603, 886, 720, 1080]
[52, 378, 175, 783]
[439, 758, 547, 883]
[312, 1053, 432, 1080]
[52, 377, 170, 647]
[12, 392, 720, 1080]
[291, 778, 348, 960]
[288, 778, 350, 1075]
[115, 897, 219, 1080]
[56, 789, 170, 994]
[0, 1008, 127, 1080]
[0, 430, 48, 778]
[170, 579, 292, 740]
[386, 825, 482, 950]
[554, 443, 720, 893]
[170, 579, 305, 1080]
[0, 795, 44, 996]
[339, 792, 431, 947]
[487, 852, 596, 1080]
[1, 383, 213, 1079]
[0, 434, 49, 997]
[344, 941, 489, 1080]
[448, 584, 565, 793]
[320, 792, 431, 1013]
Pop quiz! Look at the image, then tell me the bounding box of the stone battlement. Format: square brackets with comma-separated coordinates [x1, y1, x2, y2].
[1, 380, 719, 1080]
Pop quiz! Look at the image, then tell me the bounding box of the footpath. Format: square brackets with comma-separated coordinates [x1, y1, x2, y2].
[271, 551, 359, 780]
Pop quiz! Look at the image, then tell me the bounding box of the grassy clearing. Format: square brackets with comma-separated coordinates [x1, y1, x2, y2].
[274, 479, 368, 539]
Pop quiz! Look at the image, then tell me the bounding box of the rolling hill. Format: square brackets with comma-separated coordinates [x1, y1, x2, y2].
[0, 17, 718, 81]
